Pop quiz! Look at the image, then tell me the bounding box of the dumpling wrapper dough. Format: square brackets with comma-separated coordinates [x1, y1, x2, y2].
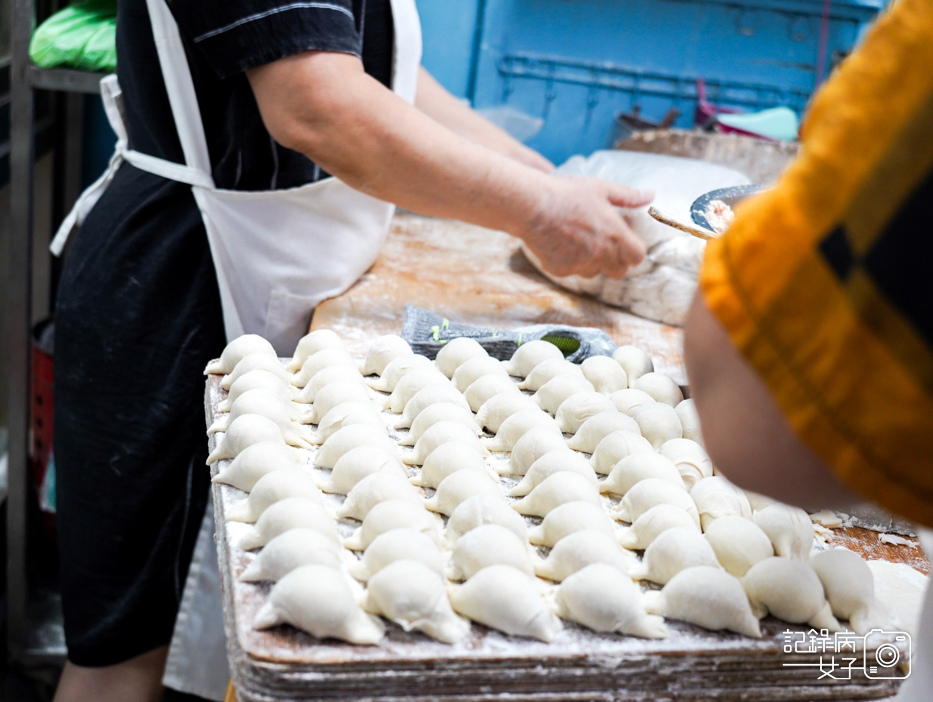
[400, 403, 480, 447]
[554, 392, 616, 434]
[511, 471, 602, 518]
[253, 564, 385, 644]
[310, 401, 383, 446]
[359, 334, 412, 376]
[221, 352, 291, 391]
[617, 503, 701, 550]
[239, 528, 343, 582]
[226, 468, 322, 523]
[600, 453, 685, 497]
[286, 329, 346, 373]
[752, 503, 815, 560]
[566, 411, 640, 453]
[534, 374, 596, 415]
[690, 476, 753, 531]
[674, 398, 703, 444]
[633, 402, 683, 449]
[610, 388, 656, 416]
[393, 384, 471, 430]
[517, 358, 583, 392]
[485, 409, 562, 453]
[434, 337, 488, 379]
[476, 393, 539, 434]
[212, 440, 301, 492]
[629, 527, 721, 585]
[508, 449, 597, 497]
[704, 516, 774, 577]
[504, 427, 568, 477]
[207, 413, 287, 464]
[404, 421, 488, 466]
[535, 529, 636, 582]
[501, 339, 564, 377]
[448, 565, 563, 642]
[742, 557, 840, 630]
[611, 478, 700, 528]
[611, 345, 653, 387]
[581, 356, 629, 395]
[304, 381, 373, 424]
[413, 441, 495, 489]
[527, 500, 616, 547]
[385, 368, 450, 413]
[633, 372, 684, 406]
[344, 498, 442, 551]
[218, 369, 294, 412]
[207, 389, 304, 442]
[291, 348, 357, 389]
[810, 548, 889, 634]
[590, 430, 654, 475]
[451, 355, 509, 392]
[205, 334, 276, 375]
[425, 470, 502, 516]
[658, 438, 713, 489]
[351, 527, 446, 581]
[367, 353, 433, 392]
[238, 497, 338, 551]
[318, 445, 408, 495]
[315, 424, 396, 470]
[294, 365, 367, 405]
[463, 373, 521, 413]
[448, 524, 535, 581]
[336, 472, 423, 521]
[445, 494, 529, 548]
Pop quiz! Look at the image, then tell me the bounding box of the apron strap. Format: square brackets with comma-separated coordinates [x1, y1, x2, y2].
[388, 0, 423, 105]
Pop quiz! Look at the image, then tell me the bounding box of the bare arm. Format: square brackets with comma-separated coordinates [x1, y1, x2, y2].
[683, 293, 862, 511]
[247, 52, 651, 279]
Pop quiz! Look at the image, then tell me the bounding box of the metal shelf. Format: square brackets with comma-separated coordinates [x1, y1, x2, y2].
[29, 65, 107, 94]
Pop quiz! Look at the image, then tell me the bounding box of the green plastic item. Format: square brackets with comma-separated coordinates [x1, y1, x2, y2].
[717, 106, 800, 142]
[29, 0, 117, 73]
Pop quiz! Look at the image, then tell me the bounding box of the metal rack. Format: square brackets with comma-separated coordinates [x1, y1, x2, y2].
[5, 0, 107, 666]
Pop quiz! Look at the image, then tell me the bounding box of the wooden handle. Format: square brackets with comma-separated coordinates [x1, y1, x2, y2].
[648, 206, 721, 241]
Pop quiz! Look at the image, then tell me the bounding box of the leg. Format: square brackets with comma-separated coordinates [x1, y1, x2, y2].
[53, 646, 168, 702]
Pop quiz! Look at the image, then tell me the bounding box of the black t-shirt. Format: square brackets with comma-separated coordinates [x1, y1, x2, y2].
[118, 0, 394, 190]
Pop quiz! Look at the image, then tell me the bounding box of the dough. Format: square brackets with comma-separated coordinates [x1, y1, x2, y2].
[424, 469, 503, 516]
[404, 420, 488, 466]
[535, 529, 635, 582]
[363, 559, 471, 644]
[351, 527, 446, 581]
[448, 524, 535, 581]
[554, 392, 616, 434]
[475, 393, 540, 434]
[445, 494, 529, 548]
[658, 438, 713, 489]
[632, 402, 683, 449]
[310, 401, 384, 446]
[219, 369, 294, 412]
[609, 388, 656, 416]
[221, 353, 291, 391]
[207, 414, 286, 464]
[629, 527, 721, 585]
[238, 497, 338, 551]
[239, 528, 344, 582]
[517, 358, 584, 392]
[511, 471, 602, 517]
[413, 441, 494, 489]
[315, 424, 396, 470]
[810, 548, 886, 634]
[205, 334, 277, 375]
[504, 427, 569, 477]
[336, 472, 422, 521]
[674, 398, 703, 444]
[581, 355, 629, 395]
[611, 478, 700, 528]
[367, 353, 433, 392]
[752, 503, 815, 560]
[566, 411, 640, 453]
[463, 373, 521, 413]
[253, 564, 385, 644]
[448, 565, 563, 642]
[501, 339, 565, 378]
[399, 402, 480, 447]
[611, 346, 653, 387]
[742, 557, 840, 630]
[393, 384, 472, 430]
[208, 388, 302, 439]
[305, 381, 373, 424]
[344, 498, 443, 551]
[534, 374, 596, 415]
[212, 440, 302, 492]
[434, 337, 488, 379]
[359, 334, 412, 377]
[643, 565, 761, 638]
[291, 348, 357, 389]
[704, 516, 774, 577]
[600, 453, 685, 497]
[484, 409, 562, 453]
[294, 364, 367, 405]
[690, 476, 752, 531]
[226, 468, 323, 523]
[286, 329, 347, 373]
[385, 368, 450, 413]
[508, 449, 597, 497]
[527, 500, 616, 547]
[632, 372, 684, 406]
[617, 503, 701, 550]
[555, 563, 669, 639]
[590, 430, 654, 475]
[451, 355, 510, 392]
[318, 445, 408, 495]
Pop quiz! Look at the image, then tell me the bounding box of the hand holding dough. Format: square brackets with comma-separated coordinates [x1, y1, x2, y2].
[566, 412, 640, 453]
[359, 334, 412, 376]
[205, 334, 276, 375]
[287, 329, 346, 373]
[448, 524, 535, 581]
[502, 339, 564, 377]
[742, 557, 840, 630]
[527, 500, 616, 547]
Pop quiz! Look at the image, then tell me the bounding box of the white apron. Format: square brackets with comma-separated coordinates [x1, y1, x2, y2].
[51, 0, 422, 697]
[895, 529, 933, 702]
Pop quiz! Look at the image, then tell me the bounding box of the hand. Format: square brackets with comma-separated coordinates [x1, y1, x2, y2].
[518, 176, 653, 279]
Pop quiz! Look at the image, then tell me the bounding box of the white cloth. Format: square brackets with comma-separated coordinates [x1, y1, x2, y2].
[895, 529, 933, 701]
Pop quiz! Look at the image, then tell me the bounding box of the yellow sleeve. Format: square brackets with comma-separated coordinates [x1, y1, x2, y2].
[700, 0, 933, 528]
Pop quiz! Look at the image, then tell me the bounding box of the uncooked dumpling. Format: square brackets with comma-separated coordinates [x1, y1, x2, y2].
[504, 427, 569, 477]
[617, 503, 701, 550]
[534, 374, 596, 415]
[238, 497, 338, 551]
[344, 498, 442, 551]
[448, 565, 563, 642]
[611, 478, 700, 528]
[527, 500, 616, 547]
[413, 441, 494, 489]
[434, 337, 488, 379]
[291, 348, 356, 388]
[205, 334, 277, 375]
[219, 369, 294, 412]
[690, 476, 752, 530]
[566, 412, 639, 453]
[581, 356, 629, 395]
[212, 440, 302, 492]
[485, 409, 562, 453]
[511, 471, 602, 517]
[445, 494, 529, 547]
[351, 528, 446, 581]
[611, 345, 653, 387]
[393, 384, 471, 430]
[315, 424, 396, 470]
[310, 401, 384, 446]
[367, 353, 433, 392]
[239, 528, 343, 582]
[425, 470, 500, 516]
[404, 420, 488, 466]
[629, 527, 721, 585]
[704, 516, 774, 577]
[752, 503, 815, 560]
[286, 329, 346, 373]
[253, 564, 385, 644]
[633, 372, 683, 406]
[207, 414, 286, 464]
[294, 364, 367, 405]
[318, 445, 408, 495]
[809, 548, 887, 634]
[742, 557, 840, 630]
[502, 340, 564, 377]
[451, 355, 510, 392]
[658, 438, 713, 489]
[632, 402, 683, 449]
[360, 334, 412, 376]
[600, 453, 685, 497]
[610, 388, 656, 416]
[226, 468, 322, 523]
[675, 398, 703, 444]
[535, 529, 635, 582]
[385, 368, 450, 413]
[475, 393, 539, 434]
[508, 449, 597, 497]
[554, 392, 616, 434]
[304, 381, 373, 425]
[448, 524, 534, 581]
[517, 358, 583, 392]
[463, 373, 521, 413]
[221, 353, 290, 391]
[399, 402, 479, 447]
[336, 472, 422, 521]
[590, 430, 654, 475]
[555, 563, 668, 639]
[643, 565, 761, 638]
[363, 559, 470, 643]
[207, 388, 301, 437]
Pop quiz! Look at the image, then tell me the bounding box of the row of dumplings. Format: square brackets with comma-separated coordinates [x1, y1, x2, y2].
[204, 331, 889, 646]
